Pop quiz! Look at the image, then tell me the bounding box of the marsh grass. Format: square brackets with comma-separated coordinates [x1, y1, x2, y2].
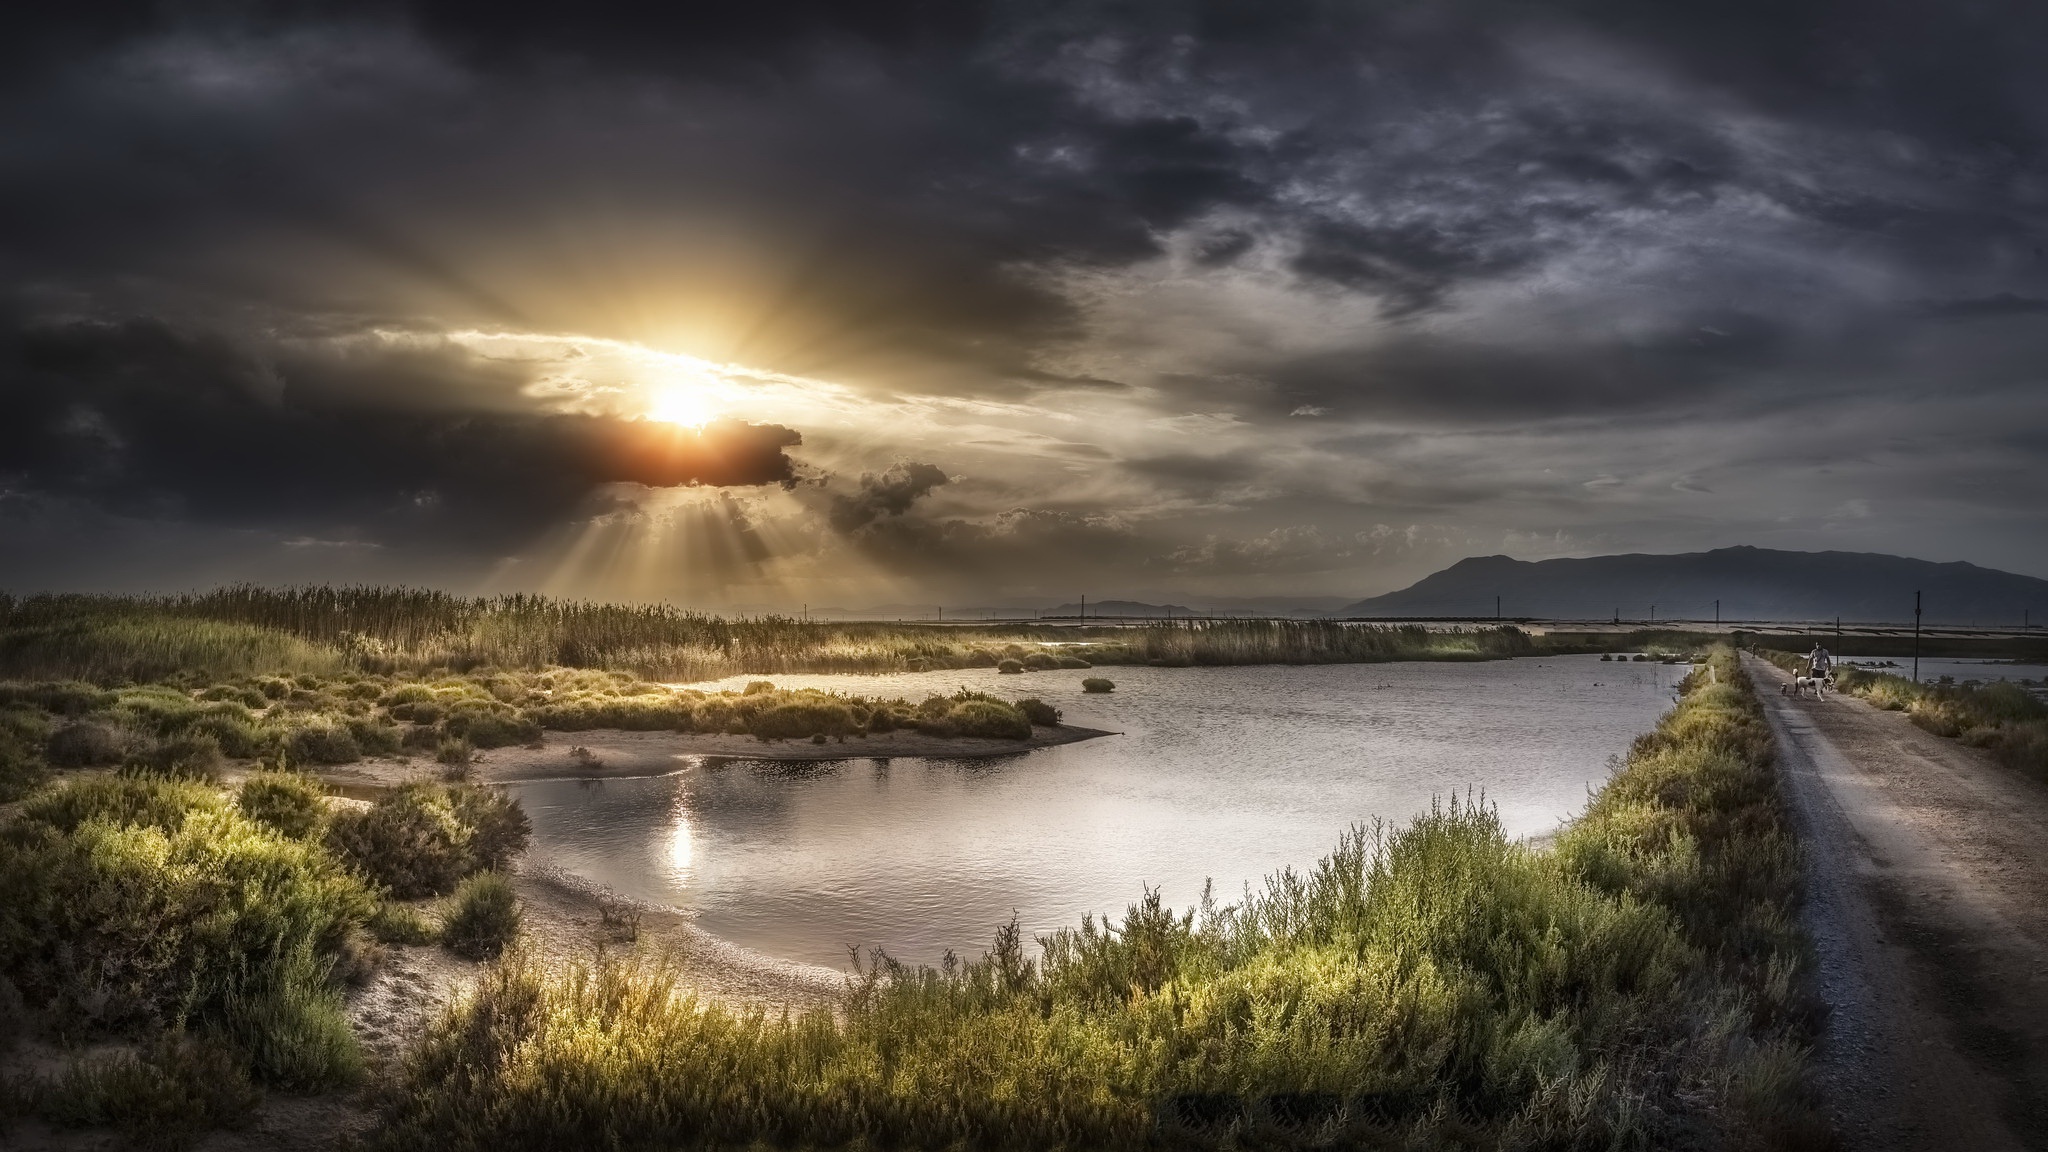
[365, 647, 1828, 1152]
[1, 588, 1548, 683]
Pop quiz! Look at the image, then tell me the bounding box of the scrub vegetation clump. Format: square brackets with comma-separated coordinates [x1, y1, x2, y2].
[0, 681, 539, 1144]
[364, 647, 1828, 1151]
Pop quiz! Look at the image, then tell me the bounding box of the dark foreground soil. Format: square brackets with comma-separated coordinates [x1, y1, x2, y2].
[1751, 655, 2048, 1152]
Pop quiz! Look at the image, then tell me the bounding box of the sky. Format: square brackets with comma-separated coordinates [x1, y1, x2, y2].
[2, 0, 2045, 610]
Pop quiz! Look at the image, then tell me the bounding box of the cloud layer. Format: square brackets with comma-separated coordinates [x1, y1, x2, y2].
[2, 1, 2045, 603]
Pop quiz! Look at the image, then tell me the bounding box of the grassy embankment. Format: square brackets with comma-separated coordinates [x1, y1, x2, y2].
[1, 588, 1537, 683]
[361, 646, 1828, 1151]
[0, 700, 533, 1147]
[1758, 649, 2048, 781]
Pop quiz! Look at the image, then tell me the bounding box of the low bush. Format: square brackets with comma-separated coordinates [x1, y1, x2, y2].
[182, 713, 265, 758]
[1021, 651, 1060, 671]
[1056, 655, 1093, 669]
[0, 681, 115, 717]
[0, 731, 49, 803]
[45, 720, 127, 767]
[1082, 677, 1115, 693]
[368, 902, 439, 946]
[122, 732, 224, 782]
[325, 783, 531, 898]
[442, 705, 539, 749]
[18, 774, 225, 834]
[441, 872, 522, 960]
[31, 1037, 262, 1150]
[750, 699, 858, 740]
[0, 803, 373, 1054]
[1015, 698, 1061, 726]
[237, 770, 329, 840]
[996, 658, 1024, 674]
[936, 699, 1031, 740]
[325, 785, 472, 898]
[436, 737, 475, 767]
[449, 785, 531, 872]
[288, 722, 362, 766]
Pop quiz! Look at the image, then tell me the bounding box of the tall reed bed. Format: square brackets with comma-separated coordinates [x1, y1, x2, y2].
[1760, 649, 2048, 780]
[0, 589, 1531, 681]
[365, 647, 1827, 1151]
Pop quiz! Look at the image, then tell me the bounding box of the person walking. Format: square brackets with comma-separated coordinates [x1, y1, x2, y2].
[1807, 642, 1833, 679]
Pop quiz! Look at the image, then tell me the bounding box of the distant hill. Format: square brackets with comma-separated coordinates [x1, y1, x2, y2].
[1046, 599, 1196, 618]
[1333, 547, 2048, 625]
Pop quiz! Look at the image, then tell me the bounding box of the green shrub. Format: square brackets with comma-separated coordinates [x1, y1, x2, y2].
[288, 722, 362, 766]
[368, 902, 439, 946]
[1082, 677, 1115, 693]
[0, 703, 54, 745]
[1015, 698, 1061, 727]
[324, 783, 528, 897]
[449, 786, 531, 872]
[122, 732, 224, 782]
[346, 717, 405, 756]
[32, 1037, 262, 1150]
[442, 705, 539, 749]
[996, 658, 1024, 674]
[942, 700, 1032, 740]
[750, 700, 858, 739]
[0, 807, 373, 1044]
[0, 681, 115, 717]
[1056, 655, 1093, 669]
[218, 943, 365, 1090]
[743, 680, 777, 695]
[441, 872, 522, 960]
[0, 731, 49, 803]
[18, 774, 224, 834]
[1021, 651, 1060, 671]
[237, 771, 329, 840]
[436, 737, 475, 766]
[691, 697, 739, 733]
[326, 786, 473, 899]
[45, 720, 127, 767]
[182, 713, 265, 758]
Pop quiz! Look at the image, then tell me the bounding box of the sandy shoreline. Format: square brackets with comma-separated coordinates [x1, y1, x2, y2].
[310, 723, 1115, 789]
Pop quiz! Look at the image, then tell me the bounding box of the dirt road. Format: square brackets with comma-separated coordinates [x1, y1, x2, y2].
[1750, 655, 2048, 1151]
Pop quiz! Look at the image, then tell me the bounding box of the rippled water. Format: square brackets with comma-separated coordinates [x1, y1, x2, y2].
[511, 655, 1687, 970]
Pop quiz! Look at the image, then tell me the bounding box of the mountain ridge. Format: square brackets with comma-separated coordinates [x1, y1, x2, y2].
[1333, 546, 2047, 625]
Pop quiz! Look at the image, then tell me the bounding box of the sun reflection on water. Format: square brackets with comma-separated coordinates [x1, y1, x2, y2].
[663, 800, 696, 885]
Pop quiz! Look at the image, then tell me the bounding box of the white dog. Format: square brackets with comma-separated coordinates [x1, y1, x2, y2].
[1785, 674, 1831, 698]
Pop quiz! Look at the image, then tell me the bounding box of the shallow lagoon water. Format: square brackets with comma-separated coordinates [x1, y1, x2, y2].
[511, 655, 1687, 970]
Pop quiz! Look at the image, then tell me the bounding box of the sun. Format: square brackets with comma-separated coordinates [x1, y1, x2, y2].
[646, 384, 717, 428]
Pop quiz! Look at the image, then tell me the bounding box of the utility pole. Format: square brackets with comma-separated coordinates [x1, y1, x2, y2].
[1835, 615, 1841, 652]
[1651, 604, 1656, 624]
[937, 605, 943, 623]
[1080, 594, 1085, 622]
[1715, 599, 1720, 627]
[1495, 595, 1500, 621]
[1913, 590, 1923, 684]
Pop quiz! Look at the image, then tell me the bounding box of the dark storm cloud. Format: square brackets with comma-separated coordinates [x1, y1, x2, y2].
[3, 0, 2047, 588]
[0, 317, 801, 547]
[827, 462, 951, 533]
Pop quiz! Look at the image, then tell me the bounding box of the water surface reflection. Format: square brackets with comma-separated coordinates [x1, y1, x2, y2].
[512, 656, 1685, 968]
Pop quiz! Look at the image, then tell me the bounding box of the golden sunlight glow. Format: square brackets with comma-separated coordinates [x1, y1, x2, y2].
[647, 383, 717, 428]
[665, 806, 696, 882]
